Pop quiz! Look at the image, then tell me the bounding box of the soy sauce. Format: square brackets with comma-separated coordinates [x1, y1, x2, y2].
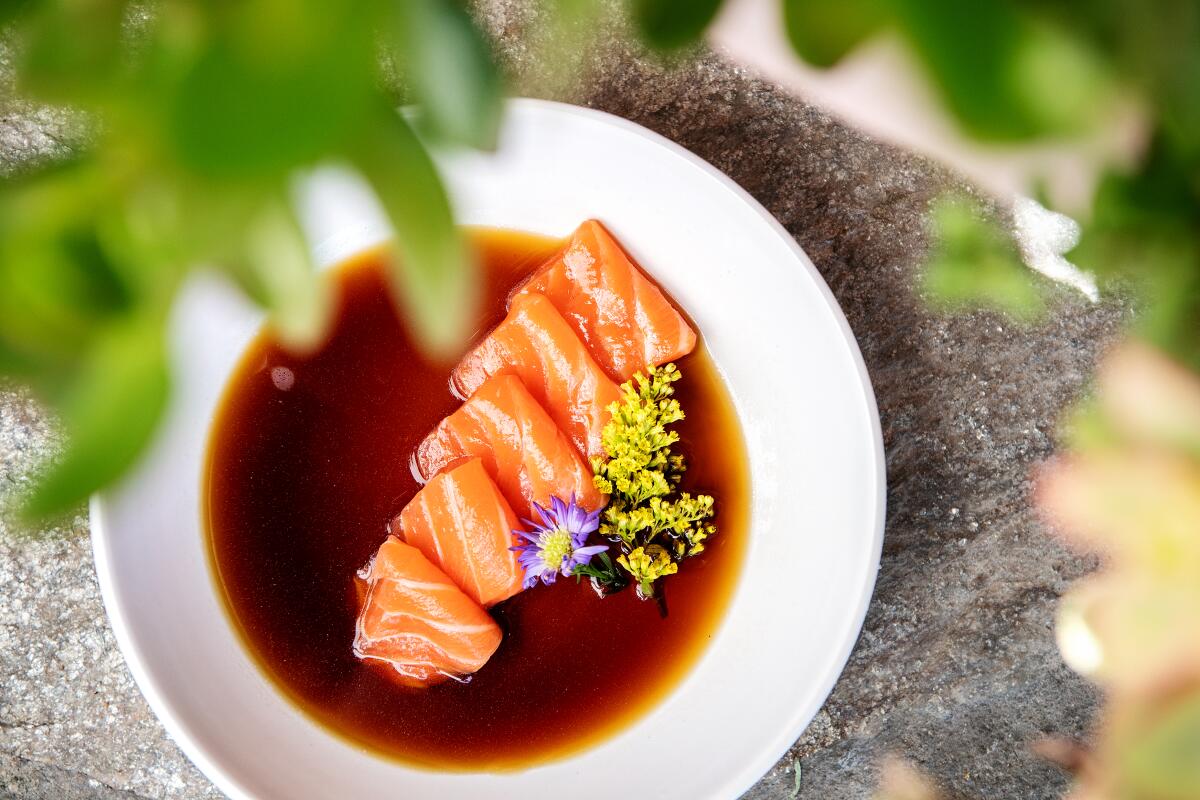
[205, 228, 749, 770]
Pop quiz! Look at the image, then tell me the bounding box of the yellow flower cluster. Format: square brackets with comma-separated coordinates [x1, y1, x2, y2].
[618, 545, 678, 595]
[592, 363, 716, 599]
[593, 363, 685, 502]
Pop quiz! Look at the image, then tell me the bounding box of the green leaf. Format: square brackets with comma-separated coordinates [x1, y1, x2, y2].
[0, 0, 40, 27]
[391, 0, 504, 150]
[236, 198, 332, 352]
[632, 0, 723, 52]
[1122, 691, 1200, 799]
[349, 106, 477, 358]
[167, 1, 376, 176]
[0, 336, 39, 378]
[0, 228, 132, 380]
[782, 0, 886, 67]
[17, 0, 126, 102]
[921, 195, 1045, 320]
[23, 318, 169, 519]
[0, 163, 139, 391]
[1137, 250, 1200, 374]
[888, 0, 1030, 138]
[1008, 22, 1111, 138]
[887, 0, 1107, 140]
[1103, 0, 1200, 162]
[1073, 136, 1200, 370]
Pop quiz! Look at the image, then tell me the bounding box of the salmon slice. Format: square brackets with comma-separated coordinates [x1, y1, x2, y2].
[353, 536, 502, 686]
[452, 292, 621, 461]
[415, 373, 605, 518]
[397, 458, 524, 608]
[518, 219, 697, 383]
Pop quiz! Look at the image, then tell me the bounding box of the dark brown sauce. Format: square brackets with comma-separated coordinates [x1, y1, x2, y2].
[205, 228, 750, 770]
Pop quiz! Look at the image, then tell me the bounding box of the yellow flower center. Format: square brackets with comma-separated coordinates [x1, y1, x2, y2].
[538, 528, 574, 572]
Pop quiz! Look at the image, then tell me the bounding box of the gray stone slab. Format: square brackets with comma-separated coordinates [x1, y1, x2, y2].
[1, 3, 1123, 798]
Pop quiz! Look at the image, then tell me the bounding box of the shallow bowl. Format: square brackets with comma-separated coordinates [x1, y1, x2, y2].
[91, 99, 885, 799]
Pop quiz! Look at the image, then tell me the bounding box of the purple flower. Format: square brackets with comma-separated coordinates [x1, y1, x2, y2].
[510, 494, 607, 588]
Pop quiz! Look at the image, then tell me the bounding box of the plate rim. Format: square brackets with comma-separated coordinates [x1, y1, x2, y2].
[90, 96, 886, 800]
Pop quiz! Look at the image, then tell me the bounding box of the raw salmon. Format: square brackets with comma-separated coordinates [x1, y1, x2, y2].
[518, 220, 697, 382]
[415, 373, 605, 518]
[397, 457, 524, 608]
[353, 536, 501, 686]
[452, 292, 621, 461]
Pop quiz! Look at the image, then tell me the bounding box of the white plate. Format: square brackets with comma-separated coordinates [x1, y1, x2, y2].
[91, 99, 884, 800]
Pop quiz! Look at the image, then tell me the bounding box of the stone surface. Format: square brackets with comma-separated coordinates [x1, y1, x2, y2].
[0, 3, 1126, 798]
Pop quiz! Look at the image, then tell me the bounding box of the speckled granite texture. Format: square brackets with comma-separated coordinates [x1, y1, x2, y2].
[1, 3, 1125, 798]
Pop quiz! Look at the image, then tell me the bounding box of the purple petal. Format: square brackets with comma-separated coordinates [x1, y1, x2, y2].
[532, 502, 555, 529]
[574, 544, 608, 557]
[523, 557, 548, 573]
[572, 526, 602, 549]
[520, 515, 549, 534]
[550, 495, 568, 521]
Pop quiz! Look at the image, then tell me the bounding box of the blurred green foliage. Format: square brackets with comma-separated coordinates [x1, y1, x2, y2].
[2, 0, 1199, 795]
[1078, 133, 1200, 371]
[787, 0, 1200, 377]
[784, 0, 1113, 139]
[1, 0, 1197, 617]
[650, 3, 1200, 796]
[392, 0, 504, 149]
[632, 0, 723, 52]
[786, 0, 1200, 371]
[1, 0, 505, 518]
[1122, 693, 1200, 799]
[920, 196, 1044, 320]
[770, 3, 1200, 798]
[784, 0, 884, 67]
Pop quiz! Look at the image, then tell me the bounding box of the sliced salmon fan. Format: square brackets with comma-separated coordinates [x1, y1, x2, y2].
[452, 292, 621, 462]
[352, 220, 699, 686]
[519, 219, 697, 383]
[354, 537, 502, 687]
[414, 373, 606, 519]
